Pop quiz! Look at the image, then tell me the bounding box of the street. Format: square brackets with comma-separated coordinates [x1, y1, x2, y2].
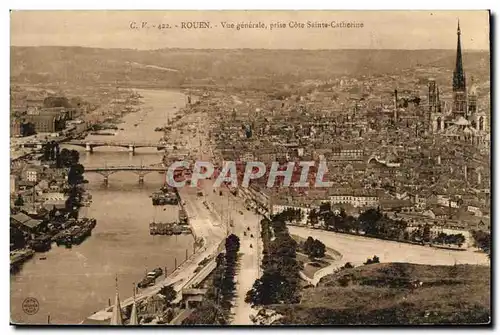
[175, 110, 263, 325]
[289, 226, 490, 267]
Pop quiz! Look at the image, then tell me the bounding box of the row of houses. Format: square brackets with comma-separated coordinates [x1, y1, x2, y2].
[11, 106, 77, 135]
[271, 200, 486, 248]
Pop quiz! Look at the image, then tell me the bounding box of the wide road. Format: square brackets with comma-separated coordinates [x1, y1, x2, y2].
[226, 193, 262, 325]
[289, 226, 490, 267]
[176, 108, 263, 325]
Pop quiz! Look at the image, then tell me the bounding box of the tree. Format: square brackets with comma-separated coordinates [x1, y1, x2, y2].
[20, 122, 36, 137]
[471, 230, 490, 253]
[435, 232, 447, 244]
[14, 194, 24, 207]
[247, 214, 301, 306]
[343, 262, 354, 269]
[422, 224, 432, 243]
[364, 255, 380, 265]
[303, 236, 315, 255]
[358, 208, 383, 235]
[338, 276, 350, 287]
[68, 164, 85, 185]
[49, 205, 57, 219]
[59, 149, 80, 168]
[309, 239, 326, 259]
[49, 141, 57, 160]
[302, 237, 326, 259]
[182, 300, 225, 325]
[403, 231, 410, 241]
[319, 202, 331, 214]
[43, 143, 52, 161]
[307, 209, 319, 226]
[159, 285, 177, 306]
[225, 234, 240, 255]
[43, 96, 71, 108]
[318, 202, 333, 227]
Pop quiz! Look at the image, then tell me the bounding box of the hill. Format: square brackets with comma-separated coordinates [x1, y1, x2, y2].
[10, 47, 490, 91]
[273, 263, 490, 325]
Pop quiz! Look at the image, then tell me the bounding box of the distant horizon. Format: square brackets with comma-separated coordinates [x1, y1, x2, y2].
[11, 11, 490, 50]
[9, 45, 490, 52]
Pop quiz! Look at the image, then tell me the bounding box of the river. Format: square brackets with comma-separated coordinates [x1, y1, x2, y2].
[10, 89, 194, 325]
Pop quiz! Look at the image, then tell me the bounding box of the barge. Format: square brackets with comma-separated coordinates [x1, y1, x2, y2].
[149, 221, 191, 235]
[10, 248, 35, 273]
[53, 218, 97, 248]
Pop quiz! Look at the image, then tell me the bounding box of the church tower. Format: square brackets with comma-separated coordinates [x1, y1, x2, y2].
[129, 283, 139, 325]
[428, 78, 444, 132]
[452, 20, 467, 118]
[110, 275, 124, 326]
[468, 76, 478, 116]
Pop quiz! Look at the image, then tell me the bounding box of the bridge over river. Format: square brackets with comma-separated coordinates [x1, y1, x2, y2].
[16, 139, 169, 154]
[66, 140, 168, 153]
[83, 164, 194, 185]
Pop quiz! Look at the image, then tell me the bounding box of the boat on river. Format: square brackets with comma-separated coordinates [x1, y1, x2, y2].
[10, 248, 35, 273]
[90, 132, 115, 136]
[53, 218, 97, 248]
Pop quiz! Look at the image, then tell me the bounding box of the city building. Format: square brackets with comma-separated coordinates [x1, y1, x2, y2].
[329, 188, 379, 208]
[10, 212, 42, 234]
[10, 174, 19, 194]
[428, 21, 489, 148]
[331, 143, 364, 160]
[10, 119, 22, 137]
[271, 203, 316, 225]
[23, 113, 66, 133]
[23, 165, 43, 183]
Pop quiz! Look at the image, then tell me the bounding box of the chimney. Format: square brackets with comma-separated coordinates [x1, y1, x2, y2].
[464, 165, 468, 182]
[477, 171, 482, 185]
[437, 155, 441, 165]
[394, 89, 398, 109]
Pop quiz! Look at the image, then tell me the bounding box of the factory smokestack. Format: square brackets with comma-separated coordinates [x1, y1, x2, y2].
[394, 89, 398, 109]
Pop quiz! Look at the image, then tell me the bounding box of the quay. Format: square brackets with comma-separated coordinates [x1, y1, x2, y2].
[83, 189, 226, 324]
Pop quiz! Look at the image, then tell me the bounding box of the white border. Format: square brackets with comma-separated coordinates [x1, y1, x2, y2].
[3, 1, 498, 334]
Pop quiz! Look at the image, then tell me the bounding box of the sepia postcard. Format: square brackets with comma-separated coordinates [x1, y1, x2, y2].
[9, 10, 491, 326]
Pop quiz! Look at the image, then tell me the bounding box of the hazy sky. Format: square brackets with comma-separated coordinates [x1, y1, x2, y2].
[10, 10, 490, 50]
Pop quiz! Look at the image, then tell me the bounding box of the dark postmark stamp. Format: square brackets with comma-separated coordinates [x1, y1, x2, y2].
[22, 297, 39, 315]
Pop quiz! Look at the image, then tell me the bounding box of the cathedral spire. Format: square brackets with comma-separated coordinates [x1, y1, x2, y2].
[453, 19, 466, 92]
[437, 86, 441, 112]
[110, 275, 123, 326]
[129, 283, 139, 325]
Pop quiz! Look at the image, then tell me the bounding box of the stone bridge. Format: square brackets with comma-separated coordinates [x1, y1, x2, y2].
[84, 165, 168, 185]
[65, 140, 167, 154]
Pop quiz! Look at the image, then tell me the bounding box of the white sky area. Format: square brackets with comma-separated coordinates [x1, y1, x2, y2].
[10, 10, 490, 50]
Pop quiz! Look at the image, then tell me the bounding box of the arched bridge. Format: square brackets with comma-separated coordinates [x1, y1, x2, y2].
[84, 165, 167, 185]
[85, 165, 167, 173]
[65, 140, 167, 153]
[84, 164, 193, 185]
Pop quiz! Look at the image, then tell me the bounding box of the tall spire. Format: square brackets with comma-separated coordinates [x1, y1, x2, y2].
[110, 275, 123, 325]
[453, 19, 466, 92]
[437, 86, 441, 112]
[129, 283, 139, 325]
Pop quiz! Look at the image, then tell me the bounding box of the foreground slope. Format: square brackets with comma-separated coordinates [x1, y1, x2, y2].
[274, 263, 490, 325]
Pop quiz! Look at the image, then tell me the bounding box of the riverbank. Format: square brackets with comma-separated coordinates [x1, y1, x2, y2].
[83, 93, 227, 325]
[84, 188, 226, 324]
[11, 89, 193, 325]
